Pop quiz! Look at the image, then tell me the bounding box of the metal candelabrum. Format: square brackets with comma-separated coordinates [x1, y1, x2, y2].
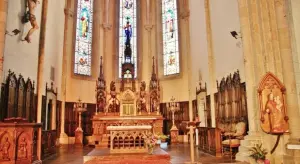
[167, 97, 180, 130]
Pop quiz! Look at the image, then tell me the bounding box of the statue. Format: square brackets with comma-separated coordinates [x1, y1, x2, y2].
[0, 137, 10, 160]
[137, 82, 147, 113]
[107, 81, 120, 113]
[23, 0, 40, 43]
[263, 92, 285, 133]
[258, 72, 289, 134]
[18, 137, 27, 159]
[110, 81, 116, 92]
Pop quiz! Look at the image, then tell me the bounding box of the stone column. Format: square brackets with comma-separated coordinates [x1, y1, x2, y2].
[144, 0, 153, 83]
[0, 0, 8, 82]
[36, 0, 48, 160]
[59, 0, 73, 144]
[204, 0, 216, 128]
[102, 0, 112, 82]
[236, 0, 300, 163]
[276, 0, 300, 141]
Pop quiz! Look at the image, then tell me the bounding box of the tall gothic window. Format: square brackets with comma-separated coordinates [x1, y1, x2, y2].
[119, 0, 137, 78]
[162, 0, 179, 75]
[74, 0, 94, 76]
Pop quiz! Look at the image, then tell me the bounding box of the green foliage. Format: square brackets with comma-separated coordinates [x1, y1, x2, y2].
[158, 134, 169, 140]
[249, 143, 268, 161]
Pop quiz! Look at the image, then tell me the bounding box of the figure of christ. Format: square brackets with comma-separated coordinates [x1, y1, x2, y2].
[123, 21, 132, 45]
[23, 0, 40, 43]
[264, 93, 285, 133]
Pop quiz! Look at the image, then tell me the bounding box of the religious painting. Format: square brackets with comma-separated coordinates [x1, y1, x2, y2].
[258, 72, 289, 134]
[74, 0, 93, 76]
[162, 0, 179, 75]
[119, 0, 137, 78]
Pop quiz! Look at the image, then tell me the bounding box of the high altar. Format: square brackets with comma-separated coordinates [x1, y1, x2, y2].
[91, 57, 163, 152]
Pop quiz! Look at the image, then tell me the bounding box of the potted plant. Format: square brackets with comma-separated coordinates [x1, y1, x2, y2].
[158, 134, 169, 142]
[249, 144, 270, 164]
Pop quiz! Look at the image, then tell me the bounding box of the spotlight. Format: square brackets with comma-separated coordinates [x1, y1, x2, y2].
[230, 31, 241, 39]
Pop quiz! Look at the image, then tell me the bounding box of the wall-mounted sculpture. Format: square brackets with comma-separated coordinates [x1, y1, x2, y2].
[258, 72, 289, 134]
[22, 0, 40, 43]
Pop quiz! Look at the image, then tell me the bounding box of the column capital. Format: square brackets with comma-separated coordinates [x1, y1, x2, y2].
[102, 23, 112, 30]
[144, 24, 153, 32]
[64, 8, 74, 18]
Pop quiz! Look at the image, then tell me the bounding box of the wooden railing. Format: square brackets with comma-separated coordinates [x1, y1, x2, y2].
[42, 130, 57, 159]
[197, 127, 222, 157]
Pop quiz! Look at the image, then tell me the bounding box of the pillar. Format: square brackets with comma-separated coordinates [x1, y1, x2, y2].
[36, 0, 48, 159]
[59, 0, 73, 144]
[236, 0, 300, 163]
[144, 0, 153, 83]
[0, 0, 8, 82]
[102, 0, 113, 82]
[204, 0, 216, 128]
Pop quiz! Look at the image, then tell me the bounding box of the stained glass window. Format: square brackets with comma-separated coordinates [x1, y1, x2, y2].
[74, 0, 93, 76]
[162, 0, 180, 75]
[119, 0, 137, 78]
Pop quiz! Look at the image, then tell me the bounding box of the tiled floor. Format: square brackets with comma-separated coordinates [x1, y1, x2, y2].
[44, 144, 247, 164]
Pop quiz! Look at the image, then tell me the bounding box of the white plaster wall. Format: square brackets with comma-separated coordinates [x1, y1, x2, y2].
[189, 0, 209, 97]
[3, 0, 42, 85]
[3, 0, 64, 97]
[210, 0, 245, 83]
[189, 0, 245, 97]
[44, 0, 64, 99]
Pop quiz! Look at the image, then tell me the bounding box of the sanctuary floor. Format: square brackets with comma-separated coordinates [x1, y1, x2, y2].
[44, 144, 247, 164]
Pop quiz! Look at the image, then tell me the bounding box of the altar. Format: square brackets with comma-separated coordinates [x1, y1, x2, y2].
[92, 115, 163, 148]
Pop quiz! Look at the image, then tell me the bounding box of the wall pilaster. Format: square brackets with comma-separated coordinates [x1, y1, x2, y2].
[36, 0, 48, 159]
[204, 0, 216, 127]
[0, 0, 8, 83]
[59, 0, 73, 143]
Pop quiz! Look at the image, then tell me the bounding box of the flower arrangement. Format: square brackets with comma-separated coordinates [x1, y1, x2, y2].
[144, 133, 158, 154]
[249, 143, 269, 164]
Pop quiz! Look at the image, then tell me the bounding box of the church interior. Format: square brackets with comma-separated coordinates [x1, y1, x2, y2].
[0, 0, 300, 164]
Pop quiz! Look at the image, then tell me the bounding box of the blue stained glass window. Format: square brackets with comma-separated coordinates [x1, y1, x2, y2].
[162, 0, 180, 75]
[119, 0, 137, 78]
[74, 0, 93, 76]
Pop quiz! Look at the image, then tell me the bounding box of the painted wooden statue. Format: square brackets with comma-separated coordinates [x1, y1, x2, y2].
[258, 72, 289, 134]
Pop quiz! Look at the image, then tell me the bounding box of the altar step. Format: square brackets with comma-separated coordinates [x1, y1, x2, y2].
[96, 135, 110, 148]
